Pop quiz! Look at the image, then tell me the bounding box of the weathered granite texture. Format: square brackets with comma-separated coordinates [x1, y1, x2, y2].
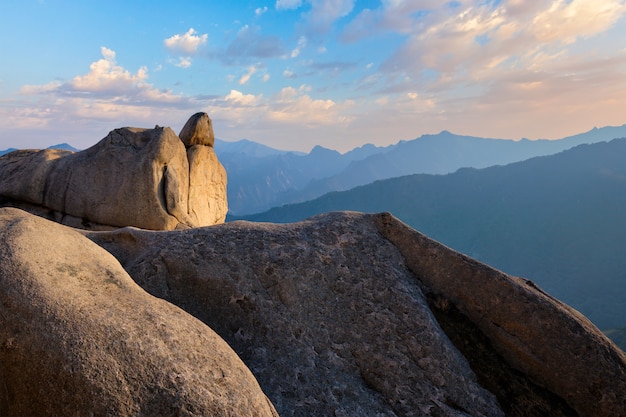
[87, 211, 626, 417]
[179, 111, 215, 147]
[0, 113, 227, 230]
[0, 208, 277, 417]
[374, 212, 626, 417]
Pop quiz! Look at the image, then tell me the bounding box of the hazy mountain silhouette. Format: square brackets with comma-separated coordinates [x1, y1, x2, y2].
[220, 124, 626, 215]
[0, 143, 79, 156]
[239, 138, 626, 333]
[215, 138, 300, 158]
[217, 141, 386, 215]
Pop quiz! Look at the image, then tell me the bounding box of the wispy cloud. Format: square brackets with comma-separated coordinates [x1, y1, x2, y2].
[340, 0, 626, 104]
[302, 0, 356, 35]
[276, 0, 357, 36]
[276, 0, 303, 11]
[219, 25, 286, 65]
[267, 84, 349, 125]
[290, 36, 307, 58]
[172, 57, 192, 68]
[3, 45, 356, 150]
[239, 65, 258, 85]
[532, 0, 626, 43]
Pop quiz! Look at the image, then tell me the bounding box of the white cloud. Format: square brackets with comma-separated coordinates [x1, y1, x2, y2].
[164, 28, 208, 55]
[19, 47, 185, 105]
[68, 47, 149, 94]
[255, 6, 268, 16]
[283, 69, 297, 78]
[369, 0, 626, 98]
[239, 66, 258, 85]
[223, 89, 260, 106]
[276, 0, 303, 10]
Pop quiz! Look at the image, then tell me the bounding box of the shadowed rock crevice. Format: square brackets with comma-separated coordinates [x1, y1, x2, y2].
[373, 211, 626, 417]
[427, 294, 578, 417]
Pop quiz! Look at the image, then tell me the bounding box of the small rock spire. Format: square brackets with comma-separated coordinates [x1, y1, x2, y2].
[179, 112, 215, 148]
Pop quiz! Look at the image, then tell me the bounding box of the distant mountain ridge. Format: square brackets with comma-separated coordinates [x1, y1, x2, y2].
[0, 143, 79, 156]
[217, 140, 387, 215]
[214, 138, 302, 158]
[240, 138, 626, 334]
[5, 125, 626, 216]
[219, 124, 626, 215]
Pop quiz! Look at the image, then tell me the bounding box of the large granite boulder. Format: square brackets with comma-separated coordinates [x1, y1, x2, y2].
[87, 211, 626, 417]
[187, 144, 228, 226]
[0, 113, 227, 230]
[0, 208, 277, 417]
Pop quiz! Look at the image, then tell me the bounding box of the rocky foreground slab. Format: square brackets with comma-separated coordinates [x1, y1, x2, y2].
[1, 207, 624, 416]
[0, 208, 277, 417]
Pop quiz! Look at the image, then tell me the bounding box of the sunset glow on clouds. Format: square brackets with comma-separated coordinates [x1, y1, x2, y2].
[1, 0, 625, 152]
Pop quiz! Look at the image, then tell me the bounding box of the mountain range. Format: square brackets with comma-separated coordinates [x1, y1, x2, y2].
[0, 143, 79, 157]
[5, 126, 626, 217]
[217, 124, 626, 215]
[239, 138, 626, 336]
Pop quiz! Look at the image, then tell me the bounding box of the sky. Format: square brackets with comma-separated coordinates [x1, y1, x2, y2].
[1, 0, 626, 153]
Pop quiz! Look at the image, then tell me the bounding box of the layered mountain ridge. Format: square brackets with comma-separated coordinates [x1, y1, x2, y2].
[218, 124, 626, 215]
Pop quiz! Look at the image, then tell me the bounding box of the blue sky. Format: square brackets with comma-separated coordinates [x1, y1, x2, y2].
[1, 0, 626, 152]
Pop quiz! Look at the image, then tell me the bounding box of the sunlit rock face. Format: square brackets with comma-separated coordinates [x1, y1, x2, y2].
[0, 113, 227, 230]
[0, 208, 277, 417]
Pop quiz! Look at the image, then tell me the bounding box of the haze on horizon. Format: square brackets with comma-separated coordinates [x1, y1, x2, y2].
[1, 0, 626, 153]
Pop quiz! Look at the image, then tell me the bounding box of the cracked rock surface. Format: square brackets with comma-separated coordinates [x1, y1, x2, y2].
[88, 211, 626, 417]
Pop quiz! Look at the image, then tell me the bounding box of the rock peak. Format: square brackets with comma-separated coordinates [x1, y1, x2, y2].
[179, 112, 215, 148]
[0, 113, 227, 230]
